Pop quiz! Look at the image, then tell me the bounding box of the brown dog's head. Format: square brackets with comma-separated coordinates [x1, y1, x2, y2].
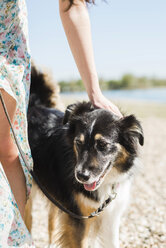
[63, 102, 144, 191]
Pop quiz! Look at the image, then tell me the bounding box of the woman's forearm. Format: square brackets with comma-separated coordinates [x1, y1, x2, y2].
[59, 0, 122, 117]
[59, 0, 101, 101]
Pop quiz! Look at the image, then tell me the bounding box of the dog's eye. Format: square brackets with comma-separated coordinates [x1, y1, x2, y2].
[96, 140, 109, 151]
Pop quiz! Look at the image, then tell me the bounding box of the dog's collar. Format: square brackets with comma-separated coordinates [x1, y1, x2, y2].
[31, 172, 118, 219]
[89, 183, 118, 218]
[112, 182, 119, 192]
[31, 170, 118, 219]
[0, 92, 118, 220]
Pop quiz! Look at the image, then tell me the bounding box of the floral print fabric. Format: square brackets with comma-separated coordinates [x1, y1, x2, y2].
[0, 0, 33, 246]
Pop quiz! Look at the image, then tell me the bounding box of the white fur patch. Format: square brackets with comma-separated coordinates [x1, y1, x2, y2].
[89, 119, 96, 136]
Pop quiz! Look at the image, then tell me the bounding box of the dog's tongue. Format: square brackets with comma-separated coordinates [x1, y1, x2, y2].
[84, 182, 96, 191]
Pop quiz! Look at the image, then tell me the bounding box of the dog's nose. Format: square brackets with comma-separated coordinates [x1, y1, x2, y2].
[77, 171, 90, 182]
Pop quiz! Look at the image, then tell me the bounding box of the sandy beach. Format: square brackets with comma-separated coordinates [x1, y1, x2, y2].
[29, 98, 166, 248]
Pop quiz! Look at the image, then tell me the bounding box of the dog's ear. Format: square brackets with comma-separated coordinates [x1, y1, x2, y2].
[63, 103, 77, 125]
[63, 102, 95, 125]
[119, 115, 144, 146]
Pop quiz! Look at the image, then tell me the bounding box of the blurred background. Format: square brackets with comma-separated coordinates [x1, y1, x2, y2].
[27, 0, 166, 79]
[27, 0, 166, 117]
[27, 0, 166, 247]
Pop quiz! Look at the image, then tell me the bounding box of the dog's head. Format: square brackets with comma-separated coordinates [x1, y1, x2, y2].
[63, 102, 144, 191]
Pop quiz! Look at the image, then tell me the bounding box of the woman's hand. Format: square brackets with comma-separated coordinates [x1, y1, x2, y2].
[89, 91, 123, 118]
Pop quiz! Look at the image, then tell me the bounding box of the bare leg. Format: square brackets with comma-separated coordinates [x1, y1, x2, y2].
[0, 89, 27, 219]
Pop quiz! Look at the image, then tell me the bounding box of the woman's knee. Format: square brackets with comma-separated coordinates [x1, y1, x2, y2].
[0, 136, 18, 161]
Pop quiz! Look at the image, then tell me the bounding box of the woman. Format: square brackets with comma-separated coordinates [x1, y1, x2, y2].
[0, 0, 122, 246]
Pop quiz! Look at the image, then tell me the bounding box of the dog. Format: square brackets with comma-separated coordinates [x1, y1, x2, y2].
[26, 66, 144, 248]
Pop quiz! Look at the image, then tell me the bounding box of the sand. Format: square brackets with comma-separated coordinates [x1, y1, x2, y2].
[29, 100, 166, 248]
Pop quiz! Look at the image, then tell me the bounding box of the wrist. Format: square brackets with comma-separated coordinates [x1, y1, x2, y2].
[83, 75, 102, 103]
[88, 89, 103, 105]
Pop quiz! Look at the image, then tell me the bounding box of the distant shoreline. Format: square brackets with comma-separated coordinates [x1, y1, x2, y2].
[58, 74, 166, 92]
[60, 87, 166, 104]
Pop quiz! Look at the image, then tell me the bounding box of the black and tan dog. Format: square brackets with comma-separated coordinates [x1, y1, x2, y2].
[26, 67, 144, 248]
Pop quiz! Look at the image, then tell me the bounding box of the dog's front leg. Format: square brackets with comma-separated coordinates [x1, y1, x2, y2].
[98, 210, 120, 248]
[98, 183, 130, 248]
[106, 216, 120, 248]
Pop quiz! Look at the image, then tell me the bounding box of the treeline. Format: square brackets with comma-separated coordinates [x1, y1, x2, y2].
[58, 74, 166, 92]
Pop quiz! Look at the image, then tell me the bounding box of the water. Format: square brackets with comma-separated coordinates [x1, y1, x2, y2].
[61, 88, 166, 103]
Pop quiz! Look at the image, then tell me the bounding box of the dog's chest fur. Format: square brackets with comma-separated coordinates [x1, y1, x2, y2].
[49, 179, 131, 248]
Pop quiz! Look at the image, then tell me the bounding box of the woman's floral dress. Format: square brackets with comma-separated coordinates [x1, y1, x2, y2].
[0, 0, 34, 246]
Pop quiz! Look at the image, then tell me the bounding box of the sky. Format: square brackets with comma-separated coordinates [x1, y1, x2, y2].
[27, 0, 166, 81]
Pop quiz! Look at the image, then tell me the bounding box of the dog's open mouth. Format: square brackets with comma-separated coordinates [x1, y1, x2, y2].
[84, 181, 98, 191]
[83, 165, 110, 191]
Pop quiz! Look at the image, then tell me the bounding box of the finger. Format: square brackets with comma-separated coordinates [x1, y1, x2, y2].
[109, 106, 123, 118]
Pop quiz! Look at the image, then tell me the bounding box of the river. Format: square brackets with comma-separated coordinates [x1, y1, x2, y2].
[61, 88, 166, 103]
